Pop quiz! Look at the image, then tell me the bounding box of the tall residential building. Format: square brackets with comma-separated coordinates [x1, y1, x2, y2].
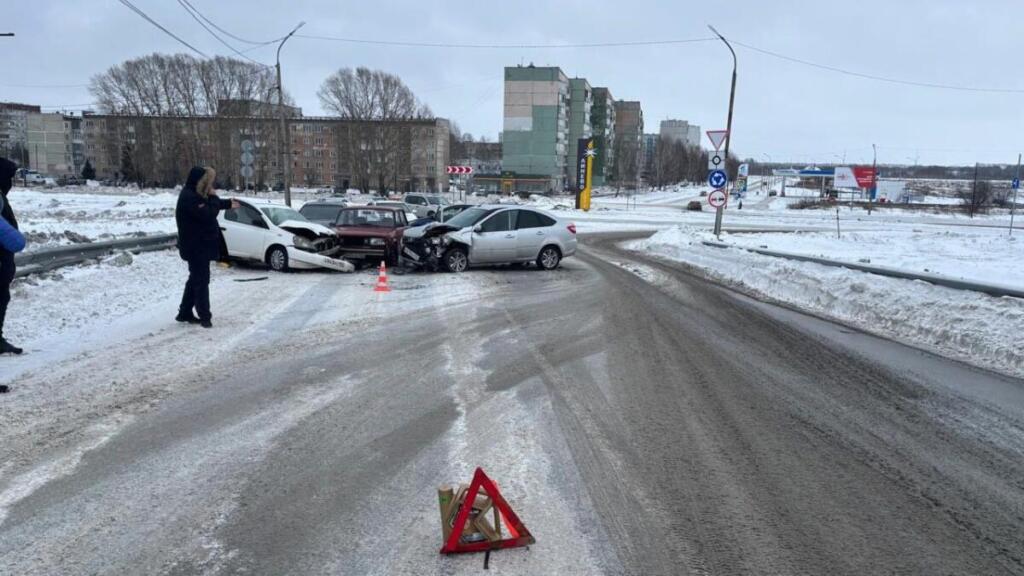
[613, 101, 644, 186]
[0, 102, 40, 166]
[501, 65, 570, 193]
[566, 78, 593, 188]
[27, 112, 73, 175]
[590, 87, 615, 187]
[660, 119, 701, 147]
[642, 133, 658, 181]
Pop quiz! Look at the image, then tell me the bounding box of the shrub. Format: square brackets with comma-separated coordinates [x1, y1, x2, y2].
[686, 200, 702, 211]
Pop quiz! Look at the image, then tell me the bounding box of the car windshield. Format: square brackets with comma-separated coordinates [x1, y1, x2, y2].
[337, 209, 398, 227]
[425, 195, 448, 205]
[444, 207, 495, 229]
[300, 205, 344, 221]
[260, 206, 308, 226]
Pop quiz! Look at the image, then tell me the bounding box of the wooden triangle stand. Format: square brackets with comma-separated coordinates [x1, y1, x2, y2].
[440, 468, 535, 554]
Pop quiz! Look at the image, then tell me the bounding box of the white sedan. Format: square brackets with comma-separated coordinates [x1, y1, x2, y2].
[217, 198, 354, 272]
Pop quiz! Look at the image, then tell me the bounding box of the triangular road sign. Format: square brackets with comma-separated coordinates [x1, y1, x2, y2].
[706, 129, 729, 151]
[440, 468, 535, 554]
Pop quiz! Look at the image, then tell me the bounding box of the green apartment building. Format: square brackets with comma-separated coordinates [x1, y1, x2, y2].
[500, 65, 570, 193]
[590, 87, 615, 187]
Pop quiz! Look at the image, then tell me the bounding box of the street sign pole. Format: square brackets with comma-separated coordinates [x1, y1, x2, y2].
[709, 25, 737, 238]
[1011, 153, 1021, 236]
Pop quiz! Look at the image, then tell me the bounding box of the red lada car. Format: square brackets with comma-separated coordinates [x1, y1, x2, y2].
[331, 206, 408, 266]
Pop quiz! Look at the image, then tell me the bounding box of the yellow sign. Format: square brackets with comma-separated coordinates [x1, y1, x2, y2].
[578, 139, 596, 211]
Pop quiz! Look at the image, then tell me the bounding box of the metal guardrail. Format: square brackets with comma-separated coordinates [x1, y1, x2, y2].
[13, 233, 178, 278]
[702, 241, 1024, 300]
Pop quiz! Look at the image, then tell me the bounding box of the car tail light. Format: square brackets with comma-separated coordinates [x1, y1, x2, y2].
[567, 223, 577, 235]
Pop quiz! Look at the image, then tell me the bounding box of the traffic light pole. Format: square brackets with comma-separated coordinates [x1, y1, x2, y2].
[709, 25, 736, 238]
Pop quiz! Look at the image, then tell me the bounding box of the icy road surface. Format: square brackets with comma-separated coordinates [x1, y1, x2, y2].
[1, 236, 1023, 575]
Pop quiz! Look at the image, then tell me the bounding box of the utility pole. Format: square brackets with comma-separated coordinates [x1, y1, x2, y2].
[1011, 153, 1020, 236]
[709, 25, 736, 238]
[276, 21, 305, 207]
[869, 143, 877, 214]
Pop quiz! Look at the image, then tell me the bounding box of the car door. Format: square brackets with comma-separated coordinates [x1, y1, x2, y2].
[514, 209, 555, 260]
[405, 195, 426, 217]
[471, 209, 517, 263]
[221, 204, 269, 259]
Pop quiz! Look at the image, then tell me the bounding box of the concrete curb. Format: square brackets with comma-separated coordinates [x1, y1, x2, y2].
[702, 241, 1024, 300]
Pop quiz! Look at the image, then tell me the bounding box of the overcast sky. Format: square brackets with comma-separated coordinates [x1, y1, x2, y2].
[3, 0, 1022, 166]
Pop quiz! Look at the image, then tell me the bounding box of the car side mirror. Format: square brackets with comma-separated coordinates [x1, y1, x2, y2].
[473, 224, 483, 234]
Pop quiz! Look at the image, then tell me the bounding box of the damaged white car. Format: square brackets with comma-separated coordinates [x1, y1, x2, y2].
[218, 198, 354, 272]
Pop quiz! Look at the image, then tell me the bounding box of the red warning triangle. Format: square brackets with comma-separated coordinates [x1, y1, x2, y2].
[440, 468, 535, 554]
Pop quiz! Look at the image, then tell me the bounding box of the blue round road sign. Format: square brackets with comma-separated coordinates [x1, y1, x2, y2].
[708, 169, 728, 189]
[1013, 177, 1020, 190]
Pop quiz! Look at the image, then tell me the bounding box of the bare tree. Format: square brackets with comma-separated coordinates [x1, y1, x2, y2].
[318, 67, 433, 193]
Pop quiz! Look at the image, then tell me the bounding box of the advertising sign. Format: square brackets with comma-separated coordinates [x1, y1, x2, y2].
[575, 138, 596, 211]
[738, 163, 749, 177]
[853, 166, 877, 188]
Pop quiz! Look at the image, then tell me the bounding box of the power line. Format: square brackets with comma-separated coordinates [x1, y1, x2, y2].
[176, 0, 271, 66]
[294, 34, 718, 49]
[178, 0, 281, 46]
[732, 40, 1024, 94]
[116, 0, 208, 58]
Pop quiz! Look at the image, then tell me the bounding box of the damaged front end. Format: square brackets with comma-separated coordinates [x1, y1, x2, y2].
[280, 222, 354, 272]
[401, 223, 460, 271]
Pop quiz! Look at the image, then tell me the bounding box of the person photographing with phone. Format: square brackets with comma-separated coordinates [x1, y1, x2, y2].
[175, 166, 239, 328]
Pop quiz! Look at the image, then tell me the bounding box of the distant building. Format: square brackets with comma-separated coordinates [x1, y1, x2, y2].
[0, 102, 40, 166]
[590, 87, 615, 187]
[660, 119, 700, 147]
[642, 133, 658, 182]
[500, 65, 570, 193]
[217, 98, 302, 118]
[613, 101, 644, 186]
[81, 111, 450, 192]
[27, 112, 76, 175]
[566, 78, 593, 188]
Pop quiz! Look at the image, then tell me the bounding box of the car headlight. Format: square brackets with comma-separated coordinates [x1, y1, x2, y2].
[293, 235, 314, 249]
[429, 237, 441, 245]
[367, 238, 385, 246]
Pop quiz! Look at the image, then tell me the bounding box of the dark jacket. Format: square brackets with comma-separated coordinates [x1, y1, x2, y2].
[175, 167, 230, 262]
[0, 157, 17, 232]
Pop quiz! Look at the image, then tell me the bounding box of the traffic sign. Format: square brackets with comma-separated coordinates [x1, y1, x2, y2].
[707, 152, 726, 170]
[241, 139, 255, 153]
[446, 165, 473, 175]
[708, 169, 728, 189]
[708, 189, 727, 208]
[240, 165, 254, 178]
[1013, 178, 1020, 190]
[706, 130, 728, 151]
[240, 151, 255, 166]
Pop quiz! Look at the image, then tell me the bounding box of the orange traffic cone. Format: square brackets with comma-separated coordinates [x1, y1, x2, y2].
[374, 260, 391, 292]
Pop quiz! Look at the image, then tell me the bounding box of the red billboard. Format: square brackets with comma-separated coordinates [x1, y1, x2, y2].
[853, 167, 877, 188]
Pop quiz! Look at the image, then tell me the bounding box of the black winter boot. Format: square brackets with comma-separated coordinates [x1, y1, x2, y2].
[0, 338, 23, 355]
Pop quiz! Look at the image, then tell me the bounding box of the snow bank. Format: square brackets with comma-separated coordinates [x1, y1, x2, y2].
[632, 226, 1024, 378]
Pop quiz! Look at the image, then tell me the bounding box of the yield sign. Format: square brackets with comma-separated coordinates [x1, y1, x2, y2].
[706, 129, 729, 151]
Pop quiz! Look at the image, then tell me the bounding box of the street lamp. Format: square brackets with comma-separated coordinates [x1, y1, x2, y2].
[708, 24, 736, 237]
[277, 21, 305, 207]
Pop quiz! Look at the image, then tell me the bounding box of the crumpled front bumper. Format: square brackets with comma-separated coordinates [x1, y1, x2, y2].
[287, 245, 355, 272]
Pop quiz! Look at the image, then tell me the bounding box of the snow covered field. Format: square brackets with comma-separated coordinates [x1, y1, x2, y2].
[630, 226, 1024, 379]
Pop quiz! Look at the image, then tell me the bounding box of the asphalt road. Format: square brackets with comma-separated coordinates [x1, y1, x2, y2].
[2, 233, 1023, 575]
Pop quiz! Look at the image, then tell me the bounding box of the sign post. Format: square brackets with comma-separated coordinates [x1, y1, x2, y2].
[1011, 154, 1021, 236]
[706, 129, 729, 238]
[574, 137, 596, 211]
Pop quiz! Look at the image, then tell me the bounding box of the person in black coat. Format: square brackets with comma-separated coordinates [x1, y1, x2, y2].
[175, 166, 238, 328]
[0, 156, 21, 355]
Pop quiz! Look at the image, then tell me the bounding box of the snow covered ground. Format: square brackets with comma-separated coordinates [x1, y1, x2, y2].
[630, 226, 1024, 379]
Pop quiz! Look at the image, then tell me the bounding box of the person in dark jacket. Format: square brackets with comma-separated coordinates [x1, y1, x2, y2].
[0, 156, 22, 355]
[175, 166, 238, 328]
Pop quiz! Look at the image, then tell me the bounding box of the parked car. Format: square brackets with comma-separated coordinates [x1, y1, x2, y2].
[58, 175, 83, 186]
[218, 198, 352, 272]
[402, 193, 450, 218]
[18, 170, 46, 185]
[367, 199, 418, 223]
[331, 206, 409, 266]
[298, 198, 350, 226]
[402, 205, 576, 273]
[407, 203, 473, 227]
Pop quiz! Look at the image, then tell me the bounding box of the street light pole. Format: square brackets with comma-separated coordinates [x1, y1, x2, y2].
[1011, 153, 1020, 236]
[276, 21, 305, 207]
[869, 143, 877, 214]
[709, 25, 736, 238]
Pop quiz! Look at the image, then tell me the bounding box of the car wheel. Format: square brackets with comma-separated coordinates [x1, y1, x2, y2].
[267, 245, 289, 272]
[443, 246, 468, 273]
[536, 245, 561, 270]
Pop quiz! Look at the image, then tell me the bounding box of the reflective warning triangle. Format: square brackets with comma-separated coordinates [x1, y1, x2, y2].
[706, 130, 729, 151]
[440, 468, 535, 554]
